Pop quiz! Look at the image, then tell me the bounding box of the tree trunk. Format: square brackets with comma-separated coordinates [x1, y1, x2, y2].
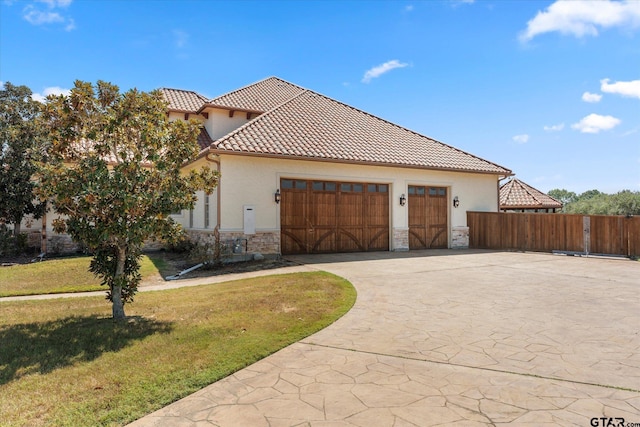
[13, 222, 21, 238]
[112, 246, 127, 321]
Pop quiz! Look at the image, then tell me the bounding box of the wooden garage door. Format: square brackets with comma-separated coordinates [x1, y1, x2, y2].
[408, 186, 448, 249]
[281, 179, 389, 254]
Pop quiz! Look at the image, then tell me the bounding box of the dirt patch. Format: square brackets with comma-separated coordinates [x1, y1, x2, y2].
[143, 250, 300, 282]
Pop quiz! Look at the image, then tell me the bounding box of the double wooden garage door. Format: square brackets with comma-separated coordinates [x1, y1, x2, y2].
[280, 179, 389, 254]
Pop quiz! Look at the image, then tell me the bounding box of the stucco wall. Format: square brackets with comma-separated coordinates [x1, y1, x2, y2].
[188, 154, 500, 252]
[203, 109, 254, 141]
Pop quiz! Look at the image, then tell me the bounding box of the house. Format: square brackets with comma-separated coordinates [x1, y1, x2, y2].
[163, 77, 513, 255]
[499, 178, 562, 213]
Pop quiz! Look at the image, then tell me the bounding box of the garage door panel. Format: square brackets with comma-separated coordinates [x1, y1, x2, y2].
[311, 228, 336, 253]
[368, 227, 389, 251]
[310, 192, 336, 226]
[281, 229, 308, 254]
[367, 193, 389, 226]
[337, 227, 365, 252]
[281, 191, 307, 227]
[337, 193, 364, 226]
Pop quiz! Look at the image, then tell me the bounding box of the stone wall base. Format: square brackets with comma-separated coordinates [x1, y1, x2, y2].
[452, 226, 469, 249]
[188, 230, 280, 256]
[392, 228, 409, 251]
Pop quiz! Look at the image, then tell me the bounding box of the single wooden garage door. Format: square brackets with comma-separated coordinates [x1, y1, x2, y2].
[281, 179, 389, 254]
[408, 185, 448, 249]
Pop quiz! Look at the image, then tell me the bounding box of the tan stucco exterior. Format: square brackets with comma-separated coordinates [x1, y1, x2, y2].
[172, 153, 500, 253]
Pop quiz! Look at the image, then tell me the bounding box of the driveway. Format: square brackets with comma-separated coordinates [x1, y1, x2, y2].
[130, 250, 640, 426]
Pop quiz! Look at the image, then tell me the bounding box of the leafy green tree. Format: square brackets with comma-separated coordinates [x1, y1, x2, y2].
[564, 190, 640, 215]
[0, 82, 45, 237]
[578, 189, 603, 200]
[547, 189, 577, 211]
[39, 80, 219, 320]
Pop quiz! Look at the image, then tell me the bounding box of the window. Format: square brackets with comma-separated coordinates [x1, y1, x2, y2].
[204, 194, 210, 228]
[282, 179, 307, 190]
[368, 184, 389, 193]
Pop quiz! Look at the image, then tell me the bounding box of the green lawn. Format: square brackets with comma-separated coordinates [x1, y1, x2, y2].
[0, 255, 161, 297]
[0, 272, 356, 427]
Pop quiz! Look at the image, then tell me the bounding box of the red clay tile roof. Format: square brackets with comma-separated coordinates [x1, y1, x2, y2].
[202, 77, 305, 113]
[210, 79, 512, 175]
[160, 88, 209, 113]
[500, 178, 562, 209]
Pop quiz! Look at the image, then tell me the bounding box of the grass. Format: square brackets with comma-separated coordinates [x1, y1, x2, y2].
[0, 271, 356, 426]
[0, 255, 161, 297]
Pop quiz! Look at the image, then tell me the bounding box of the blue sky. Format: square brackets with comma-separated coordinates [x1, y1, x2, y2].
[1, 0, 638, 194]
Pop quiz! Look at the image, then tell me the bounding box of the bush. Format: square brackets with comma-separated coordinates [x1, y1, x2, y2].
[165, 230, 195, 253]
[0, 225, 28, 257]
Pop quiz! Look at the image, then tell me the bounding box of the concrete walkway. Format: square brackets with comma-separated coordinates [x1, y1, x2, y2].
[119, 250, 640, 426]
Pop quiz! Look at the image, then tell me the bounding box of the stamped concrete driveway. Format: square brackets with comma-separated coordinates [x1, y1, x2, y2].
[130, 250, 640, 426]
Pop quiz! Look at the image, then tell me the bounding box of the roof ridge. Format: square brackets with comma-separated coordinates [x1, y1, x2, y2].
[160, 87, 209, 99]
[518, 179, 545, 205]
[209, 76, 306, 105]
[501, 179, 515, 201]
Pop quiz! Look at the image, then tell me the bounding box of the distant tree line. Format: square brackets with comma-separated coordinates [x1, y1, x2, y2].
[548, 189, 640, 216]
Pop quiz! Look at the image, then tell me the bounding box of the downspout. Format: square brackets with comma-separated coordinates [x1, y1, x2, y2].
[41, 202, 47, 255]
[498, 175, 509, 212]
[204, 151, 221, 233]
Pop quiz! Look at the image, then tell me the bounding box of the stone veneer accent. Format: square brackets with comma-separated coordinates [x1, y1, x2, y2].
[452, 226, 469, 249]
[392, 228, 409, 251]
[188, 230, 280, 255]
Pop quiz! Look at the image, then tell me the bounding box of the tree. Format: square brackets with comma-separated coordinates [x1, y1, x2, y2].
[547, 189, 577, 209]
[0, 82, 45, 237]
[39, 80, 219, 320]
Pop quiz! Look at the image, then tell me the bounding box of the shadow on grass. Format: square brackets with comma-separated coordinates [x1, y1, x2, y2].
[0, 315, 172, 385]
[145, 251, 178, 279]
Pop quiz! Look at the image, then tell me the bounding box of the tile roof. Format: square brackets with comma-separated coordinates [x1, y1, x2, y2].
[160, 88, 209, 113]
[210, 79, 512, 175]
[500, 178, 562, 209]
[203, 77, 305, 113]
[197, 128, 214, 151]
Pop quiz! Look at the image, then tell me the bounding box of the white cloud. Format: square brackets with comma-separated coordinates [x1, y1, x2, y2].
[601, 78, 640, 99]
[37, 0, 72, 7]
[571, 113, 621, 133]
[31, 86, 70, 103]
[404, 5, 414, 12]
[362, 60, 409, 84]
[512, 134, 530, 144]
[23, 5, 64, 24]
[22, 0, 75, 30]
[519, 0, 640, 42]
[173, 29, 189, 48]
[581, 92, 602, 103]
[544, 123, 565, 132]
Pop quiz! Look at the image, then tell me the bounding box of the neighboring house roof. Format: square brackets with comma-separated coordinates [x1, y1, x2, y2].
[160, 88, 209, 113]
[208, 77, 512, 175]
[500, 178, 562, 210]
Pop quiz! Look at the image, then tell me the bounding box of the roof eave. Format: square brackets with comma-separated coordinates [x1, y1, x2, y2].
[208, 149, 512, 176]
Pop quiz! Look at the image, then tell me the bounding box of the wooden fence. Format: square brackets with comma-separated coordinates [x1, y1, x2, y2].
[467, 212, 640, 257]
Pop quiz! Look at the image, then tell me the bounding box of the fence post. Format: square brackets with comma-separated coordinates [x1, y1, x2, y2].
[583, 216, 590, 255]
